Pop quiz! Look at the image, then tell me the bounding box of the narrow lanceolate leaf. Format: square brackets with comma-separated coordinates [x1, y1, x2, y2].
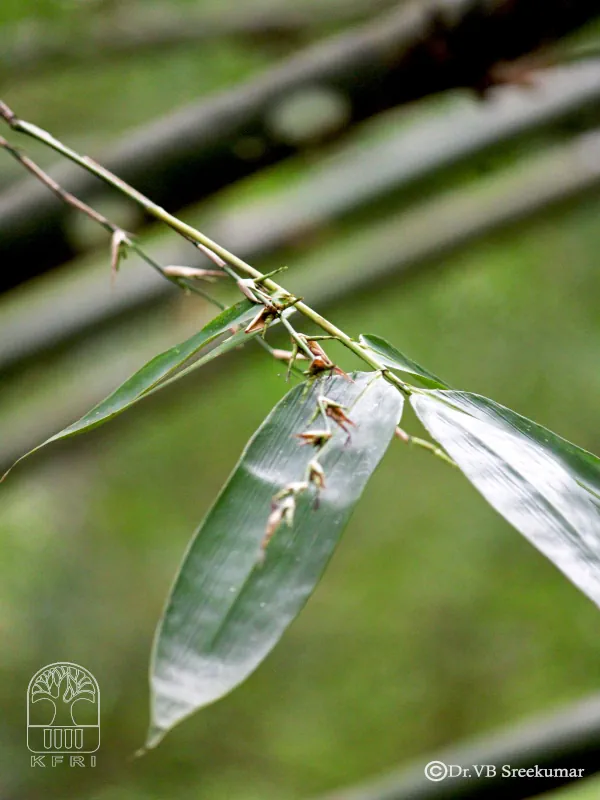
[411, 390, 600, 606]
[3, 300, 255, 477]
[359, 334, 449, 389]
[148, 372, 403, 748]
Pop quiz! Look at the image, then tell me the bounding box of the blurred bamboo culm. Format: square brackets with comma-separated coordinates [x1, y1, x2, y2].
[317, 693, 600, 800]
[0, 0, 398, 77]
[3, 63, 600, 375]
[1, 0, 598, 289]
[2, 117, 600, 470]
[4, 1, 600, 799]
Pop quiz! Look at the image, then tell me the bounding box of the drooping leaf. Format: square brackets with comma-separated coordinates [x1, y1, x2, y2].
[140, 322, 259, 401]
[359, 334, 449, 389]
[411, 390, 600, 606]
[147, 371, 403, 748]
[3, 300, 256, 477]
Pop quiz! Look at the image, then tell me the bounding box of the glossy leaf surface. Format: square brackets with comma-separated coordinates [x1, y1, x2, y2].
[148, 372, 403, 747]
[359, 334, 449, 389]
[412, 390, 600, 606]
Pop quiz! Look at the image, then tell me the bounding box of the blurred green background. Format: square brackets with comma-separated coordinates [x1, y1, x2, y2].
[2, 1, 600, 798]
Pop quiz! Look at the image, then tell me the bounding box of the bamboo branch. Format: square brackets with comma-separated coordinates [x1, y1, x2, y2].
[0, 100, 412, 394]
[3, 85, 600, 376]
[0, 135, 224, 308]
[0, 134, 301, 373]
[2, 123, 600, 467]
[1, 0, 599, 290]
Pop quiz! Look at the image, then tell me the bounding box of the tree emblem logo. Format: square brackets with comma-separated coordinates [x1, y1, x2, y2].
[27, 662, 100, 753]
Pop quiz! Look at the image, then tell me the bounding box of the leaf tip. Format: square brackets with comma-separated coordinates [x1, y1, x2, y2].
[1, 457, 21, 483]
[143, 724, 167, 752]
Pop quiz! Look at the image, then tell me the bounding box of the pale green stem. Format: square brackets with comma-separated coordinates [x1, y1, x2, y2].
[396, 427, 458, 468]
[280, 313, 316, 361]
[0, 123, 290, 369]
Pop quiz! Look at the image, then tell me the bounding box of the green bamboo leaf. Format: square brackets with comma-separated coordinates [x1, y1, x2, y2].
[3, 300, 256, 477]
[359, 334, 449, 389]
[411, 390, 600, 606]
[147, 371, 403, 748]
[139, 321, 258, 400]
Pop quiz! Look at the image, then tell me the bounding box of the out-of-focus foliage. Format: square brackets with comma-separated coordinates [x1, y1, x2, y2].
[2, 1, 600, 799]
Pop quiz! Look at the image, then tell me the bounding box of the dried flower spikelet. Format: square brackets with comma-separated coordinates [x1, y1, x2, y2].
[304, 339, 333, 375]
[295, 429, 332, 448]
[280, 495, 296, 526]
[244, 307, 275, 335]
[261, 505, 283, 558]
[272, 349, 307, 362]
[237, 278, 262, 304]
[274, 481, 308, 501]
[304, 338, 351, 380]
[395, 426, 410, 443]
[332, 365, 353, 381]
[308, 460, 326, 490]
[308, 356, 331, 375]
[163, 265, 225, 281]
[261, 495, 296, 555]
[325, 402, 354, 434]
[110, 229, 128, 281]
[306, 339, 331, 363]
[195, 241, 226, 267]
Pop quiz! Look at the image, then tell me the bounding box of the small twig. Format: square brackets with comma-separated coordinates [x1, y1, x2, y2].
[193, 241, 226, 268]
[0, 133, 297, 374]
[312, 397, 333, 434]
[162, 266, 226, 281]
[0, 100, 426, 424]
[0, 101, 414, 400]
[131, 245, 223, 307]
[0, 134, 115, 232]
[395, 427, 458, 468]
[0, 133, 226, 308]
[280, 314, 316, 361]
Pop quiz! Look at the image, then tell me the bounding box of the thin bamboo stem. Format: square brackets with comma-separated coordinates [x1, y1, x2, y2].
[0, 101, 411, 396]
